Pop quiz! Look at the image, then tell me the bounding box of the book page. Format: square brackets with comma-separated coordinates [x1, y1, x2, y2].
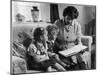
[59, 45, 87, 57]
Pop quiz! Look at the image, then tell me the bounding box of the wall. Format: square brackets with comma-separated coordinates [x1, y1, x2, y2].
[12, 1, 96, 34]
[12, 1, 50, 23]
[12, 1, 41, 22]
[40, 3, 50, 22]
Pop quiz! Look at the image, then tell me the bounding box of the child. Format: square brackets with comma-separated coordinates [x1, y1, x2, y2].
[46, 25, 76, 70]
[27, 27, 66, 72]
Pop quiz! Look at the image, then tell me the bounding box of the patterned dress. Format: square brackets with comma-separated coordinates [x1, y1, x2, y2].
[27, 41, 56, 71]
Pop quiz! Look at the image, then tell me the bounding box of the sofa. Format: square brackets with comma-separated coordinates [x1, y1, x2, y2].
[11, 22, 52, 74]
[11, 22, 92, 74]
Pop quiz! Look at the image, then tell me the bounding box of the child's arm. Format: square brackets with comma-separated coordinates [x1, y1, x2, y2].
[34, 54, 49, 62]
[28, 44, 49, 62]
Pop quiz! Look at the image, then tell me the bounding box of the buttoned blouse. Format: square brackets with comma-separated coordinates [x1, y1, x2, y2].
[55, 19, 82, 49]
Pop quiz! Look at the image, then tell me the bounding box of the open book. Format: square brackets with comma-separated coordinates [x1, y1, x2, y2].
[59, 45, 87, 57]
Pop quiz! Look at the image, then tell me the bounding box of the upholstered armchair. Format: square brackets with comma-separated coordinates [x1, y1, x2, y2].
[11, 22, 93, 74]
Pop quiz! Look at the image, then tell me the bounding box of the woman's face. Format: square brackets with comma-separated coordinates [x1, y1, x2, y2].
[64, 16, 73, 25]
[41, 30, 48, 42]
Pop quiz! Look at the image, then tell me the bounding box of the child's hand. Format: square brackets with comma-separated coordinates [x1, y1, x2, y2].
[48, 52, 55, 56]
[50, 53, 55, 56]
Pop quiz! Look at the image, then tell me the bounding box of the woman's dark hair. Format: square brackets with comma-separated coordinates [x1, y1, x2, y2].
[33, 27, 46, 42]
[63, 6, 79, 19]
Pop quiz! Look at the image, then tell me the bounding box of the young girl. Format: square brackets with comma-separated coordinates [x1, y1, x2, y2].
[27, 27, 66, 72]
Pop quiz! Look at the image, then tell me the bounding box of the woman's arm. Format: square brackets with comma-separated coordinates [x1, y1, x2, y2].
[76, 22, 83, 45]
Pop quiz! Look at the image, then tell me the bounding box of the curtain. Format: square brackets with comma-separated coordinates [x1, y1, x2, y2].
[50, 4, 60, 23]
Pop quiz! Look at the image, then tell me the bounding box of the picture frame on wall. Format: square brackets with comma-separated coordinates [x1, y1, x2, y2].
[11, 0, 96, 74]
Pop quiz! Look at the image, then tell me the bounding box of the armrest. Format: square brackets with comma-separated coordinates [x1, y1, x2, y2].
[81, 36, 92, 69]
[81, 36, 92, 52]
[12, 56, 27, 74]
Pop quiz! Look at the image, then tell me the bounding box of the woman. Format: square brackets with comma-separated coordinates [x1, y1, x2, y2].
[54, 6, 89, 70]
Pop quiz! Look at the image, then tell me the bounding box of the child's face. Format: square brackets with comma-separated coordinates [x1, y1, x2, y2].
[41, 30, 48, 42]
[49, 30, 58, 41]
